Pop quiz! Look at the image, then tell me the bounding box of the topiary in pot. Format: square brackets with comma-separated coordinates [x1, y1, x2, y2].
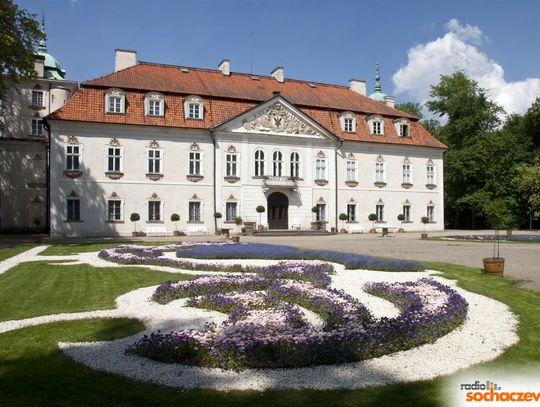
[420, 216, 429, 239]
[338, 213, 348, 233]
[311, 206, 321, 230]
[256, 205, 265, 231]
[130, 213, 140, 236]
[397, 213, 405, 233]
[368, 213, 377, 233]
[171, 213, 181, 236]
[232, 216, 243, 242]
[482, 199, 515, 274]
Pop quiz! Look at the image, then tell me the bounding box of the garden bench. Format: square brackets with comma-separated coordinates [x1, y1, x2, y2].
[187, 225, 208, 236]
[348, 224, 365, 234]
[145, 226, 169, 237]
[290, 218, 301, 230]
[375, 224, 397, 237]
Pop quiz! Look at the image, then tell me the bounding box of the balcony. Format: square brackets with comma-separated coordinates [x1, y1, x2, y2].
[262, 176, 298, 191]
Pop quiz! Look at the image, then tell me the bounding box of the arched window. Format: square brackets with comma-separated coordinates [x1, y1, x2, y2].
[273, 151, 282, 177]
[254, 149, 265, 176]
[290, 152, 300, 178]
[105, 88, 125, 114]
[144, 92, 164, 116]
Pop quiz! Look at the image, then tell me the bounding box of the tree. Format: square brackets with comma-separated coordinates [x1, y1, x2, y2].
[515, 160, 540, 219]
[395, 102, 423, 118]
[0, 0, 45, 99]
[522, 97, 540, 148]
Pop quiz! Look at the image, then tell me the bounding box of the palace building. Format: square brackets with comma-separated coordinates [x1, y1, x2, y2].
[46, 50, 446, 237]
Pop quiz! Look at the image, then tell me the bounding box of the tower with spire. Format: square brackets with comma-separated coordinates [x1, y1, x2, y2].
[35, 13, 66, 80]
[368, 63, 387, 103]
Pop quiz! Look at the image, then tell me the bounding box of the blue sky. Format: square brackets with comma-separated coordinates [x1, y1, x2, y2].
[16, 0, 540, 114]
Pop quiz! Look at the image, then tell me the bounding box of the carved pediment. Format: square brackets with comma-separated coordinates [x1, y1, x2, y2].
[242, 102, 318, 136]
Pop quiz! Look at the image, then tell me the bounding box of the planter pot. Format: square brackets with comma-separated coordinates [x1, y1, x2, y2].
[369, 228, 376, 234]
[398, 228, 404, 233]
[421, 233, 428, 239]
[340, 228, 347, 234]
[483, 257, 504, 274]
[173, 231, 185, 236]
[311, 222, 321, 231]
[257, 224, 264, 232]
[506, 229, 513, 235]
[231, 236, 240, 243]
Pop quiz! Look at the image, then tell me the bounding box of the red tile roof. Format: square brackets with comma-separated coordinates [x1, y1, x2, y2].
[49, 62, 447, 149]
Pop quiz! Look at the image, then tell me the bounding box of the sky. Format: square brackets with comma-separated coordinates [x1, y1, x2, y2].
[15, 0, 540, 116]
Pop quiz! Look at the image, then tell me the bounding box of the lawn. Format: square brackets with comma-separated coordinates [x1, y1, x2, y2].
[39, 241, 174, 256]
[0, 244, 36, 261]
[0, 244, 539, 406]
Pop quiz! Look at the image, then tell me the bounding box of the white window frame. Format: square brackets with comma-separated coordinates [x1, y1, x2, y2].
[290, 151, 301, 178]
[272, 150, 283, 177]
[65, 144, 82, 171]
[426, 164, 436, 185]
[402, 163, 412, 184]
[376, 203, 385, 222]
[225, 152, 238, 177]
[394, 118, 411, 138]
[375, 162, 385, 183]
[184, 95, 204, 120]
[339, 111, 356, 133]
[315, 158, 327, 180]
[147, 148, 163, 174]
[32, 90, 44, 107]
[347, 203, 357, 222]
[66, 197, 81, 221]
[31, 119, 44, 136]
[346, 159, 357, 182]
[254, 149, 265, 177]
[403, 204, 411, 222]
[316, 203, 326, 221]
[105, 89, 125, 114]
[106, 146, 123, 173]
[107, 199, 123, 222]
[188, 150, 203, 176]
[225, 202, 238, 222]
[188, 201, 202, 222]
[368, 115, 384, 135]
[147, 200, 162, 222]
[427, 205, 435, 223]
[145, 92, 164, 117]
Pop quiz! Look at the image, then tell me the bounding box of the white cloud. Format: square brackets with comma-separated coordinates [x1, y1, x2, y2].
[392, 19, 540, 115]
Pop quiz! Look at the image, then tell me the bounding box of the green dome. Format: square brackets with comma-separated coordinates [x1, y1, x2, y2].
[368, 63, 386, 103]
[36, 16, 66, 80]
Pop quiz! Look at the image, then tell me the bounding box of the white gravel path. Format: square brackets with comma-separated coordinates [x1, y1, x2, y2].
[0, 246, 520, 391]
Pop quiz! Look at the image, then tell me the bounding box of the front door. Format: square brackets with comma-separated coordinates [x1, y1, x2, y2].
[267, 192, 288, 229]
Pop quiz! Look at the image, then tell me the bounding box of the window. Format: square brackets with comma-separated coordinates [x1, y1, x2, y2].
[394, 118, 411, 138]
[66, 145, 80, 171]
[273, 151, 282, 177]
[188, 103, 201, 119]
[185, 96, 204, 120]
[427, 206, 434, 222]
[316, 203, 326, 221]
[148, 99, 162, 116]
[32, 90, 43, 107]
[226, 202, 237, 222]
[426, 165, 436, 185]
[316, 158, 327, 180]
[147, 149, 161, 174]
[403, 205, 411, 222]
[376, 203, 385, 222]
[107, 200, 122, 221]
[107, 147, 122, 172]
[148, 201, 161, 221]
[189, 151, 202, 176]
[339, 111, 356, 133]
[254, 149, 265, 176]
[347, 204, 356, 222]
[225, 152, 238, 177]
[344, 118, 354, 132]
[290, 152, 300, 178]
[105, 89, 125, 114]
[375, 162, 385, 182]
[368, 116, 384, 135]
[31, 119, 43, 136]
[108, 97, 122, 113]
[346, 160, 357, 181]
[402, 163, 411, 184]
[189, 201, 201, 222]
[399, 123, 409, 137]
[67, 198, 80, 221]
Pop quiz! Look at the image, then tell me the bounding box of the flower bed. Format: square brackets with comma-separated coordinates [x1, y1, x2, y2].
[175, 243, 424, 272]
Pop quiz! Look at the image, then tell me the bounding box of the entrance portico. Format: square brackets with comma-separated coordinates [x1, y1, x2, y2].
[267, 192, 289, 229]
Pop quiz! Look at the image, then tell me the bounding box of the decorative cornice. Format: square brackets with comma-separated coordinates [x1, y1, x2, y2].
[243, 102, 318, 135]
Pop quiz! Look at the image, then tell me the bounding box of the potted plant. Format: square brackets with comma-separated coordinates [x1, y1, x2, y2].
[311, 206, 321, 230]
[232, 216, 243, 242]
[339, 213, 348, 233]
[421, 216, 429, 239]
[130, 213, 140, 236]
[482, 199, 514, 275]
[368, 213, 377, 233]
[214, 212, 222, 235]
[32, 217, 42, 243]
[397, 214, 405, 233]
[256, 205, 265, 231]
[170, 213, 182, 236]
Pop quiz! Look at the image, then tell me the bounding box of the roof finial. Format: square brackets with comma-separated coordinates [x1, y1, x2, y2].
[374, 63, 381, 93]
[37, 11, 47, 53]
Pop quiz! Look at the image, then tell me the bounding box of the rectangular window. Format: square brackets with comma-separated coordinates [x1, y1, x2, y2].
[148, 201, 161, 221]
[107, 200, 122, 221]
[346, 160, 356, 181]
[375, 162, 385, 182]
[402, 164, 411, 184]
[316, 158, 326, 180]
[31, 119, 43, 136]
[147, 149, 161, 174]
[403, 205, 411, 222]
[426, 165, 435, 185]
[188, 103, 201, 119]
[344, 118, 353, 132]
[189, 201, 201, 222]
[67, 198, 80, 221]
[189, 151, 201, 175]
[373, 121, 382, 135]
[32, 90, 43, 107]
[427, 206, 434, 222]
[376, 204, 384, 222]
[148, 99, 162, 116]
[107, 96, 122, 113]
[347, 204, 356, 222]
[226, 202, 237, 222]
[225, 153, 238, 177]
[107, 147, 121, 172]
[400, 124, 409, 137]
[316, 203, 326, 221]
[66, 145, 80, 171]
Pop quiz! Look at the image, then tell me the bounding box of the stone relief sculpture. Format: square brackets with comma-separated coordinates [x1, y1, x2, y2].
[243, 102, 318, 135]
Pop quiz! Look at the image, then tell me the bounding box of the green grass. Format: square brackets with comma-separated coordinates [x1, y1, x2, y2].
[40, 241, 176, 256]
[1, 246, 540, 405]
[0, 244, 36, 261]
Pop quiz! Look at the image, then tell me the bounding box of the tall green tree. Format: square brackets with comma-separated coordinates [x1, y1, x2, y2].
[395, 102, 423, 118]
[0, 0, 44, 99]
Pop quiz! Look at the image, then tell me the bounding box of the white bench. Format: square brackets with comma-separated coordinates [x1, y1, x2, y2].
[375, 224, 397, 236]
[146, 226, 169, 237]
[348, 224, 365, 234]
[187, 225, 208, 236]
[290, 218, 301, 230]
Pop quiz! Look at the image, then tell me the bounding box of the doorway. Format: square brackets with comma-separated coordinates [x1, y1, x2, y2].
[267, 192, 288, 229]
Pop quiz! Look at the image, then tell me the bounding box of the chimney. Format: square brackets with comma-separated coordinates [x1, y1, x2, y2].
[218, 59, 230, 76]
[34, 55, 45, 78]
[349, 79, 366, 96]
[271, 67, 284, 83]
[115, 49, 137, 72]
[384, 95, 395, 108]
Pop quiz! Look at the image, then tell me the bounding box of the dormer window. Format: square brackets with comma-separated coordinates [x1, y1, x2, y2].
[368, 115, 384, 135]
[184, 95, 204, 120]
[394, 118, 411, 137]
[145, 92, 164, 116]
[105, 89, 125, 114]
[339, 112, 356, 133]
